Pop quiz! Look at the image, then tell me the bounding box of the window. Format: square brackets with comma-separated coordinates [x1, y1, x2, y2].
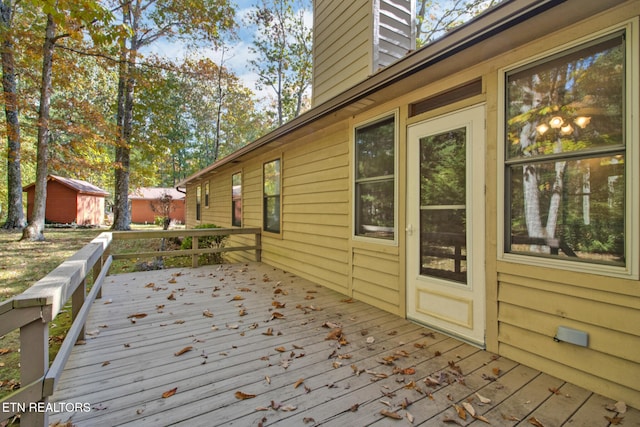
[232, 172, 242, 227]
[354, 115, 396, 240]
[263, 159, 281, 233]
[204, 182, 210, 208]
[504, 31, 630, 269]
[196, 185, 202, 221]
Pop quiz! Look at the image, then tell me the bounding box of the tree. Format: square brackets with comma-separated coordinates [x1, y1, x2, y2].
[415, 0, 503, 47]
[108, 0, 236, 231]
[247, 0, 312, 127]
[0, 0, 25, 229]
[20, 1, 114, 241]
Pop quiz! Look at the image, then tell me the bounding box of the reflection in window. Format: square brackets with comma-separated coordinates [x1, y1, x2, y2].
[196, 185, 202, 221]
[505, 32, 626, 266]
[204, 182, 210, 208]
[355, 116, 395, 240]
[232, 172, 242, 227]
[420, 128, 467, 283]
[263, 159, 280, 233]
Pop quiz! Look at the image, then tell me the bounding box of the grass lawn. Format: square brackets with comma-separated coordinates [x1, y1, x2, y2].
[0, 228, 104, 402]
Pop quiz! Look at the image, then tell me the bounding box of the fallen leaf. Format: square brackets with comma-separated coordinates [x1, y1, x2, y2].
[162, 387, 177, 398]
[174, 346, 193, 356]
[350, 403, 359, 412]
[606, 401, 627, 413]
[293, 378, 304, 388]
[366, 336, 375, 344]
[303, 417, 316, 424]
[168, 278, 177, 284]
[380, 410, 402, 419]
[473, 414, 491, 424]
[101, 361, 110, 366]
[442, 416, 464, 425]
[265, 376, 271, 384]
[475, 392, 491, 404]
[275, 346, 286, 352]
[605, 416, 624, 425]
[528, 416, 545, 427]
[403, 368, 416, 375]
[270, 312, 285, 320]
[127, 313, 147, 319]
[462, 401, 475, 416]
[263, 328, 273, 336]
[272, 301, 286, 308]
[0, 349, 11, 355]
[492, 367, 501, 376]
[235, 391, 256, 400]
[322, 321, 341, 328]
[203, 309, 214, 318]
[424, 376, 440, 387]
[280, 405, 297, 411]
[238, 308, 247, 316]
[448, 361, 463, 374]
[453, 403, 466, 420]
[325, 328, 343, 340]
[167, 292, 176, 300]
[406, 412, 415, 423]
[230, 295, 245, 301]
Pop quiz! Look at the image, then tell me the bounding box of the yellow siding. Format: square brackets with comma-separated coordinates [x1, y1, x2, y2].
[183, 0, 640, 408]
[313, 0, 370, 105]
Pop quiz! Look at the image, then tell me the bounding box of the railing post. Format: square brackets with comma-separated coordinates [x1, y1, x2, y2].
[192, 236, 199, 268]
[255, 231, 262, 262]
[93, 254, 104, 300]
[72, 277, 86, 342]
[19, 305, 51, 427]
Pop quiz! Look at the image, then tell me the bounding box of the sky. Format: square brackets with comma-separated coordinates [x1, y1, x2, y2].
[143, 0, 313, 103]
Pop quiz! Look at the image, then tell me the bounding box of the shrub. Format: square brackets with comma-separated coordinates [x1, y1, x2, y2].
[181, 224, 229, 265]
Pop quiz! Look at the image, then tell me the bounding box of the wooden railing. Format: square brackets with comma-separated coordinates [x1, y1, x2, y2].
[0, 227, 261, 426]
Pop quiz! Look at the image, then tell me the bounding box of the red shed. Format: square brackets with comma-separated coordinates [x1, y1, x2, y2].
[23, 175, 109, 226]
[129, 187, 185, 224]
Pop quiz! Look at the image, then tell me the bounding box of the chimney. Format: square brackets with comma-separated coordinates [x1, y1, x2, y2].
[312, 0, 415, 106]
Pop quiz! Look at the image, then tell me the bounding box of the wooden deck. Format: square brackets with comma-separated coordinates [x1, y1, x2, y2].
[48, 263, 639, 427]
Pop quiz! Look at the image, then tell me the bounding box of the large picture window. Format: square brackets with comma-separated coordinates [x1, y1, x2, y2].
[354, 115, 396, 240]
[232, 172, 242, 227]
[263, 159, 281, 233]
[505, 32, 627, 267]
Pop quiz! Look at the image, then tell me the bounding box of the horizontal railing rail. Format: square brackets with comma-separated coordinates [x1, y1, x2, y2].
[0, 227, 261, 426]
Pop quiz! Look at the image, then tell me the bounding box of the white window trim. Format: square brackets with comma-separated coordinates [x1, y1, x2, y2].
[497, 18, 639, 280]
[352, 109, 400, 246]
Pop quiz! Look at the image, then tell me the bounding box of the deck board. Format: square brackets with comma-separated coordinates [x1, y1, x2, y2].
[48, 263, 640, 426]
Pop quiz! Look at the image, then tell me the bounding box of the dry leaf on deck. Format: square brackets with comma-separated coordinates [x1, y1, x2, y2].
[235, 391, 256, 400]
[605, 416, 624, 425]
[403, 368, 416, 375]
[462, 402, 475, 416]
[167, 292, 176, 300]
[475, 392, 491, 404]
[325, 328, 343, 340]
[230, 295, 245, 301]
[406, 412, 415, 423]
[271, 312, 285, 320]
[380, 410, 402, 419]
[101, 361, 110, 366]
[168, 278, 177, 284]
[293, 378, 305, 388]
[452, 403, 466, 420]
[366, 336, 375, 344]
[174, 346, 193, 356]
[263, 327, 273, 336]
[442, 416, 464, 425]
[272, 301, 286, 308]
[203, 309, 214, 318]
[275, 346, 286, 352]
[162, 387, 177, 398]
[473, 414, 491, 424]
[127, 313, 147, 319]
[528, 416, 545, 427]
[280, 405, 297, 411]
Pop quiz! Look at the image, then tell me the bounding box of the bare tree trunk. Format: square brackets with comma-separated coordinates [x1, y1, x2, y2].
[1, 0, 25, 229]
[22, 13, 56, 241]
